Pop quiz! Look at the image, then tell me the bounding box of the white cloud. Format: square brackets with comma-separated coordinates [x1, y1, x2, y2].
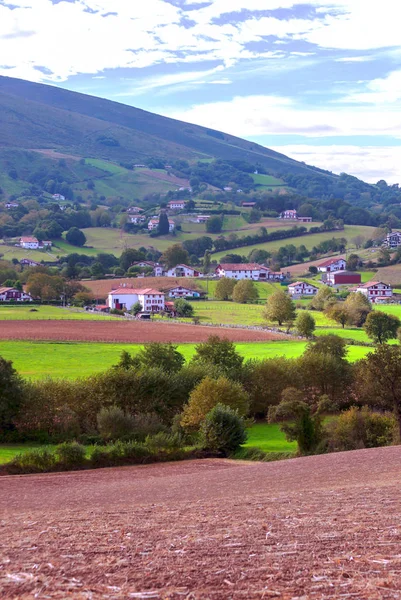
[344, 69, 401, 104]
[272, 144, 401, 184]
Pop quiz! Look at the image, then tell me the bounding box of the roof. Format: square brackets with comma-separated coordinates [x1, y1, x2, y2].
[172, 264, 198, 271]
[109, 287, 164, 295]
[288, 281, 318, 288]
[0, 287, 14, 294]
[330, 271, 361, 277]
[357, 281, 389, 289]
[217, 263, 269, 271]
[20, 236, 38, 243]
[318, 257, 346, 267]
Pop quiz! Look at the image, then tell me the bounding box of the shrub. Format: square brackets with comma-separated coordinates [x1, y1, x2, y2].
[131, 413, 167, 441]
[8, 448, 56, 474]
[200, 404, 247, 455]
[326, 407, 395, 452]
[54, 442, 86, 468]
[97, 406, 134, 440]
[144, 432, 183, 452]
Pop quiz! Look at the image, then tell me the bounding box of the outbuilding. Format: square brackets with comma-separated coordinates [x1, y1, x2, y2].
[326, 271, 362, 286]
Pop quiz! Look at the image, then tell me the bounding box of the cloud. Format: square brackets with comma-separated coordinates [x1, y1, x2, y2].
[344, 69, 401, 104]
[272, 144, 401, 184]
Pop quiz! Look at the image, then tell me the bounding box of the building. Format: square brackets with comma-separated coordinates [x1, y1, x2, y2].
[383, 231, 401, 249]
[129, 215, 146, 225]
[166, 264, 200, 278]
[326, 271, 362, 286]
[5, 202, 19, 209]
[241, 202, 256, 208]
[19, 236, 40, 250]
[41, 240, 52, 248]
[196, 215, 211, 223]
[148, 218, 175, 232]
[20, 258, 41, 267]
[162, 285, 203, 299]
[0, 287, 33, 302]
[108, 287, 165, 312]
[52, 194, 65, 201]
[356, 281, 393, 304]
[131, 261, 164, 276]
[317, 258, 346, 273]
[215, 263, 270, 280]
[297, 216, 313, 223]
[280, 209, 297, 219]
[168, 200, 186, 210]
[127, 206, 143, 214]
[287, 282, 319, 297]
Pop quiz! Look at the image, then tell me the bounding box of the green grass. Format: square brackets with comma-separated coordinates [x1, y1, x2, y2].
[0, 305, 114, 321]
[244, 423, 296, 452]
[252, 173, 286, 187]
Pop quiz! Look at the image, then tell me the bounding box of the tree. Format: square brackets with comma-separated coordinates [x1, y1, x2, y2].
[263, 290, 296, 326]
[192, 335, 244, 374]
[306, 334, 347, 360]
[364, 311, 400, 344]
[295, 311, 316, 338]
[174, 298, 194, 317]
[215, 277, 236, 301]
[131, 301, 143, 316]
[232, 280, 259, 304]
[137, 343, 185, 373]
[346, 253, 360, 271]
[66, 227, 86, 247]
[90, 262, 104, 278]
[157, 211, 170, 235]
[325, 302, 349, 328]
[203, 250, 211, 274]
[161, 244, 190, 269]
[180, 376, 249, 429]
[0, 356, 23, 433]
[310, 286, 335, 310]
[206, 216, 223, 233]
[26, 273, 64, 301]
[200, 404, 247, 454]
[119, 248, 145, 272]
[113, 350, 140, 370]
[344, 292, 371, 326]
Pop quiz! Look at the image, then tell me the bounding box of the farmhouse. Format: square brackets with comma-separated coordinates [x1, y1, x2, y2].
[131, 261, 164, 276]
[19, 236, 40, 249]
[0, 287, 33, 302]
[168, 200, 186, 210]
[52, 194, 65, 201]
[166, 264, 200, 278]
[383, 231, 401, 249]
[297, 216, 312, 223]
[129, 215, 146, 225]
[148, 218, 175, 232]
[317, 257, 346, 273]
[162, 285, 203, 299]
[196, 215, 211, 223]
[216, 263, 270, 280]
[288, 281, 319, 297]
[127, 206, 143, 214]
[356, 281, 393, 303]
[108, 287, 165, 312]
[5, 202, 19, 209]
[20, 258, 41, 267]
[326, 271, 361, 286]
[280, 209, 297, 219]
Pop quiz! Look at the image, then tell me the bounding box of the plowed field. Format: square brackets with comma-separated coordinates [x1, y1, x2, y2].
[2, 447, 401, 598]
[0, 320, 285, 342]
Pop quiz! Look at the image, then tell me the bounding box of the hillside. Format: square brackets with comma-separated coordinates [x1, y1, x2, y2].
[0, 75, 332, 178]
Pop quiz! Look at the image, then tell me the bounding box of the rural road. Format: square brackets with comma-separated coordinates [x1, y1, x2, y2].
[2, 448, 401, 598]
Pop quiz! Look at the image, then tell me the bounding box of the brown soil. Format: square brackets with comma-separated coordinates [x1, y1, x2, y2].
[2, 447, 401, 598]
[0, 320, 284, 343]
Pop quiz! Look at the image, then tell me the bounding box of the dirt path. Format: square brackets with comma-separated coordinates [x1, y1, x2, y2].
[2, 447, 401, 598]
[0, 320, 285, 342]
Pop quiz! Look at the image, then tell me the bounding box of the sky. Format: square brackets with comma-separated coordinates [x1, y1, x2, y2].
[1, 0, 401, 184]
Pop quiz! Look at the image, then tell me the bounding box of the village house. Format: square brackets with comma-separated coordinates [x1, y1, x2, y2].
[317, 257, 346, 273]
[162, 285, 203, 299]
[127, 206, 143, 214]
[326, 271, 362, 286]
[108, 287, 165, 312]
[129, 215, 146, 225]
[0, 287, 33, 302]
[148, 218, 175, 232]
[383, 231, 401, 249]
[195, 215, 211, 223]
[19, 236, 40, 250]
[241, 202, 256, 208]
[287, 281, 319, 297]
[215, 263, 271, 280]
[52, 194, 65, 201]
[20, 258, 41, 268]
[131, 261, 164, 276]
[5, 202, 19, 209]
[166, 264, 200, 278]
[297, 216, 313, 223]
[168, 200, 186, 210]
[280, 209, 297, 219]
[356, 281, 393, 304]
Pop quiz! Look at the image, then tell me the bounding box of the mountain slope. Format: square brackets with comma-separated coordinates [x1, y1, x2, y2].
[0, 76, 333, 178]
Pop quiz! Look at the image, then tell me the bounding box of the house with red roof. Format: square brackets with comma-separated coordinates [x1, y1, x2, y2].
[215, 263, 271, 280]
[166, 264, 200, 277]
[0, 287, 33, 302]
[288, 281, 319, 297]
[107, 287, 165, 312]
[356, 281, 393, 303]
[317, 257, 346, 273]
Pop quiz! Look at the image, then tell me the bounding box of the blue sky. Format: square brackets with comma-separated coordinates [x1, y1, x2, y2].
[1, 0, 400, 183]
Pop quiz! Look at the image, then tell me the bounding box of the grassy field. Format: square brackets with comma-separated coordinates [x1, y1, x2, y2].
[244, 423, 296, 453]
[0, 305, 114, 321]
[251, 173, 286, 188]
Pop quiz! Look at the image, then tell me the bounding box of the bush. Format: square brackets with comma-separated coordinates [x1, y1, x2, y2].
[131, 413, 167, 441]
[326, 407, 395, 452]
[54, 442, 86, 468]
[144, 432, 183, 452]
[200, 404, 247, 455]
[97, 406, 134, 440]
[8, 448, 56, 474]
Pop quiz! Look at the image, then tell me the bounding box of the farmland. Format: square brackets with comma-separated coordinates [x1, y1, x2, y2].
[3, 447, 401, 598]
[0, 305, 114, 321]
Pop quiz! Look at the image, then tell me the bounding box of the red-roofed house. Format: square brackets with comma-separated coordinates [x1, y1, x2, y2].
[108, 287, 165, 312]
[280, 209, 297, 219]
[288, 282, 319, 297]
[356, 281, 393, 303]
[0, 287, 33, 302]
[168, 200, 186, 210]
[317, 258, 346, 273]
[19, 236, 40, 250]
[215, 263, 270, 280]
[166, 264, 200, 277]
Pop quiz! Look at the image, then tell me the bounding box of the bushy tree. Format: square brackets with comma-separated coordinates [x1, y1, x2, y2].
[119, 248, 145, 272]
[263, 290, 296, 326]
[232, 280, 259, 304]
[215, 277, 236, 301]
[66, 227, 86, 247]
[310, 286, 335, 310]
[306, 334, 347, 360]
[364, 311, 400, 344]
[181, 376, 249, 429]
[131, 301, 143, 316]
[97, 406, 134, 440]
[325, 302, 349, 328]
[295, 311, 316, 338]
[200, 404, 247, 454]
[26, 273, 64, 301]
[192, 335, 243, 374]
[174, 298, 194, 317]
[137, 343, 185, 373]
[206, 215, 223, 233]
[161, 244, 190, 269]
[0, 357, 23, 433]
[344, 292, 371, 326]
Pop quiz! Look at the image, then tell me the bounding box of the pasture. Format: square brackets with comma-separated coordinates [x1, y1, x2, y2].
[0, 305, 114, 321]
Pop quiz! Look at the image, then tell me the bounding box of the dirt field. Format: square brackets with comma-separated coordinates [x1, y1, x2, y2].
[2, 447, 401, 598]
[0, 320, 284, 342]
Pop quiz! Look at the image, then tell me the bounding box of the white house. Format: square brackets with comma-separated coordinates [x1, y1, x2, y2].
[148, 218, 175, 232]
[0, 287, 33, 302]
[317, 258, 346, 273]
[127, 206, 143, 214]
[196, 215, 211, 223]
[166, 264, 200, 278]
[129, 215, 146, 225]
[20, 258, 41, 267]
[287, 281, 319, 297]
[163, 285, 202, 299]
[108, 287, 165, 312]
[5, 202, 19, 209]
[280, 209, 297, 219]
[215, 263, 270, 280]
[168, 200, 186, 210]
[131, 261, 164, 276]
[383, 231, 401, 249]
[19, 236, 40, 250]
[52, 194, 65, 201]
[356, 281, 393, 303]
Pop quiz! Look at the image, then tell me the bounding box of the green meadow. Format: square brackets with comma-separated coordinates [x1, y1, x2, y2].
[0, 305, 114, 321]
